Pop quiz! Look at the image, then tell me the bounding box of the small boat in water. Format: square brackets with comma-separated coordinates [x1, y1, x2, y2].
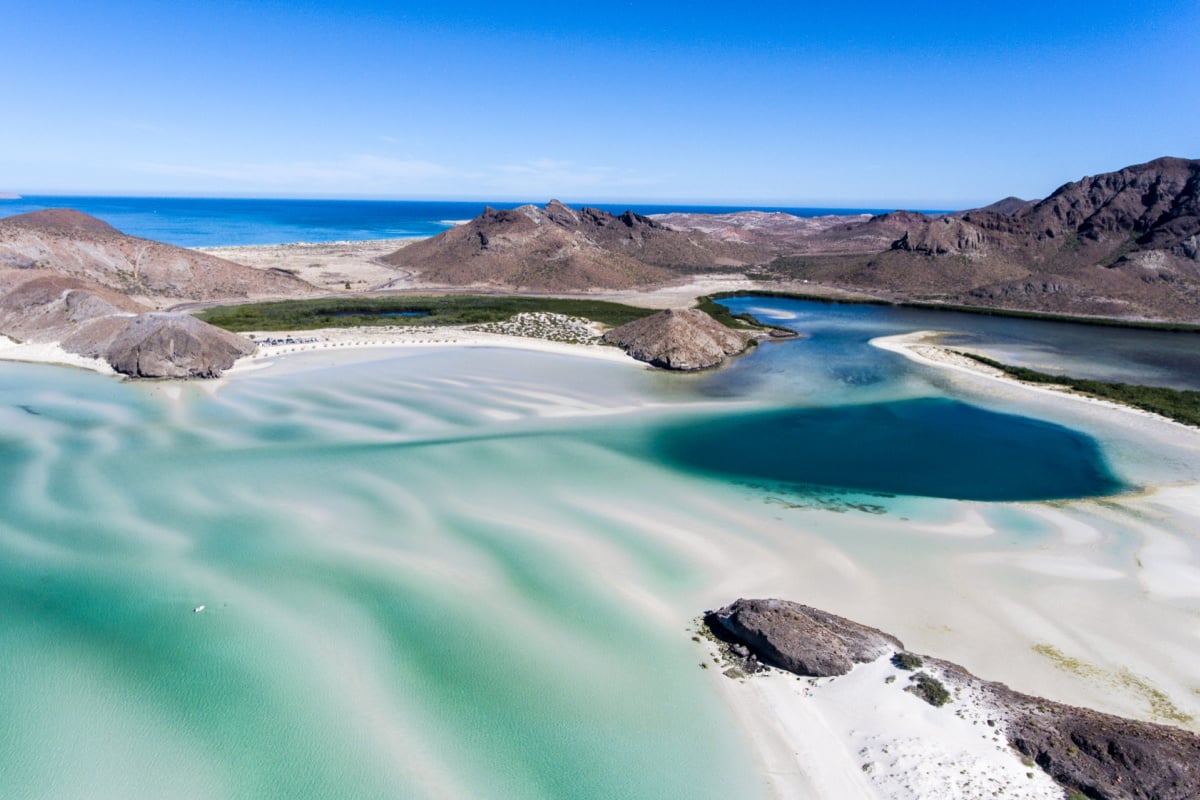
[193, 604, 206, 613]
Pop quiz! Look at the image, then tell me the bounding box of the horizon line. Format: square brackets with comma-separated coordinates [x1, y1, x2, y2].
[0, 192, 964, 214]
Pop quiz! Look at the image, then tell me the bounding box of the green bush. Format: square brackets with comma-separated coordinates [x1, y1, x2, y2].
[891, 651, 924, 671]
[910, 672, 951, 707]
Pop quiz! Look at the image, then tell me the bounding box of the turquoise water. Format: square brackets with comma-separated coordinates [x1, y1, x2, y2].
[2, 298, 1197, 799]
[0, 355, 764, 800]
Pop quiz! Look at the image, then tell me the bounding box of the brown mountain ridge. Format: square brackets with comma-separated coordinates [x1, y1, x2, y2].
[384, 157, 1199, 322]
[382, 200, 770, 291]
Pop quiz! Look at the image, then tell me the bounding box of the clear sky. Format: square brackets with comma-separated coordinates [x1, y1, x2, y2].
[2, 1, 1198, 207]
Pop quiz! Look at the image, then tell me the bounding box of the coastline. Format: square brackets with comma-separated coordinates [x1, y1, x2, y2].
[870, 330, 1199, 431]
[0, 334, 116, 375]
[6, 255, 1200, 798]
[222, 323, 641, 378]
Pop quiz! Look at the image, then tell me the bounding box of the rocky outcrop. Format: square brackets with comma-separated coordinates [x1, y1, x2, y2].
[0, 269, 255, 378]
[1006, 699, 1200, 800]
[705, 598, 901, 676]
[891, 216, 988, 256]
[0, 209, 317, 377]
[95, 313, 254, 378]
[705, 598, 1200, 800]
[601, 308, 751, 370]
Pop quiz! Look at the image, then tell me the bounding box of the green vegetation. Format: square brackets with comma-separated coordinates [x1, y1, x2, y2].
[963, 354, 1200, 428]
[1033, 643, 1194, 724]
[197, 295, 659, 333]
[696, 295, 764, 329]
[891, 651, 924, 671]
[909, 672, 951, 707]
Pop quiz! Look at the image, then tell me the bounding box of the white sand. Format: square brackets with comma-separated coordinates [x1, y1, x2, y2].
[0, 335, 116, 375]
[195, 239, 415, 292]
[223, 324, 641, 378]
[870, 330, 1195, 431]
[710, 653, 1064, 800]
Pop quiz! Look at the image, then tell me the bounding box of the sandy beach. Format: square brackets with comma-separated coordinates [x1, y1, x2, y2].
[871, 330, 1198, 431]
[196, 239, 418, 292]
[0, 334, 116, 375]
[223, 320, 641, 378]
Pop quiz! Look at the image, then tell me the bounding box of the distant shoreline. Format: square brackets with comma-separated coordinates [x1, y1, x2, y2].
[871, 330, 1200, 431]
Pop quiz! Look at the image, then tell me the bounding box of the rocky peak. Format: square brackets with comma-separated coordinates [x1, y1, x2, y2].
[1025, 156, 1200, 247]
[543, 199, 580, 227]
[600, 308, 751, 370]
[891, 216, 987, 255]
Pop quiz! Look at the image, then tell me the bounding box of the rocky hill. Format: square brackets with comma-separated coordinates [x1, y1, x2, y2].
[765, 157, 1200, 321]
[601, 308, 753, 369]
[382, 200, 769, 291]
[0, 209, 321, 377]
[0, 209, 318, 305]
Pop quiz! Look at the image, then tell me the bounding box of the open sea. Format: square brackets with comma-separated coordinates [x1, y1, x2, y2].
[2, 202, 1199, 799]
[0, 195, 897, 248]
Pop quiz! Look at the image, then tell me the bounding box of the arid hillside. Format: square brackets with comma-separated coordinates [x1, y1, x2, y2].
[382, 200, 770, 291]
[0, 209, 321, 377]
[758, 157, 1200, 321]
[0, 209, 319, 306]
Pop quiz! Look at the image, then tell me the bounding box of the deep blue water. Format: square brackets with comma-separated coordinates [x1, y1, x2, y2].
[654, 398, 1125, 501]
[0, 196, 900, 248]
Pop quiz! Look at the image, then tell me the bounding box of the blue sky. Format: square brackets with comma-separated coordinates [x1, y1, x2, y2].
[2, 1, 1197, 207]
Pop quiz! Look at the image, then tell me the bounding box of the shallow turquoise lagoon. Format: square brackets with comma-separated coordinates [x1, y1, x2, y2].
[2, 298, 1193, 800]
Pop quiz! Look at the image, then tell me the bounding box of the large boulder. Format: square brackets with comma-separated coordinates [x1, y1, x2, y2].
[705, 598, 901, 676]
[98, 313, 254, 378]
[601, 308, 751, 370]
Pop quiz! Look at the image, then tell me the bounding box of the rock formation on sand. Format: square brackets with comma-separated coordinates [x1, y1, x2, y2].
[706, 599, 1200, 800]
[0, 272, 254, 378]
[601, 308, 752, 370]
[92, 313, 255, 379]
[381, 200, 767, 291]
[0, 209, 320, 377]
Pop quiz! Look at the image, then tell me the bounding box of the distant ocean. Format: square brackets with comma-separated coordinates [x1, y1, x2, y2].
[0, 195, 894, 248]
